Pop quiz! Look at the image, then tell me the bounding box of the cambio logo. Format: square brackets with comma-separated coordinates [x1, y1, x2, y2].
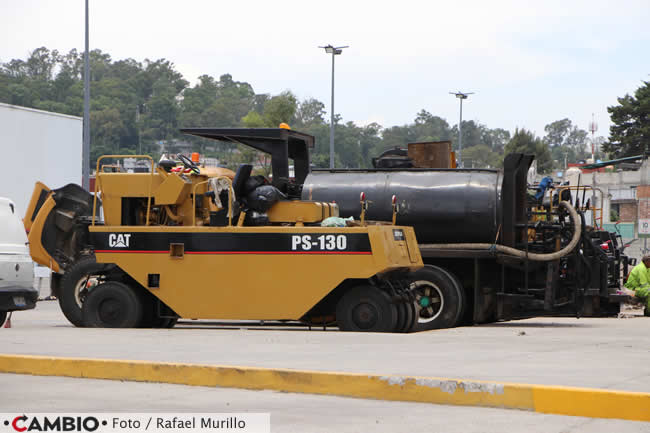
[6, 415, 102, 432]
[108, 233, 131, 248]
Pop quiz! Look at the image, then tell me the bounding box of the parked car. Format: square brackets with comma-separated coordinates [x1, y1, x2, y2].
[0, 197, 36, 326]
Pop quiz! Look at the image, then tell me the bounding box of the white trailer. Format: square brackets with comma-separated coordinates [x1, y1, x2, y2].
[0, 102, 82, 217]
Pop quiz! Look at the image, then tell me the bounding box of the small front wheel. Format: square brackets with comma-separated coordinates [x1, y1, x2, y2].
[82, 281, 142, 328]
[336, 285, 397, 333]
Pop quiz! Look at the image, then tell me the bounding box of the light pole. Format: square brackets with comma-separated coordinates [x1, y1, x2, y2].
[82, 0, 90, 190]
[320, 44, 348, 169]
[589, 113, 598, 162]
[449, 91, 474, 168]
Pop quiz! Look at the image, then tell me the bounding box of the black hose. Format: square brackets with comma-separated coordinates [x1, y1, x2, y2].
[419, 201, 581, 262]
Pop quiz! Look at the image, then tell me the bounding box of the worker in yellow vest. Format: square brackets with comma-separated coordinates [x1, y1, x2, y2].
[623, 255, 650, 316]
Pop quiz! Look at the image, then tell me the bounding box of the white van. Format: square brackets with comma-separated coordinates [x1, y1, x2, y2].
[0, 197, 36, 326]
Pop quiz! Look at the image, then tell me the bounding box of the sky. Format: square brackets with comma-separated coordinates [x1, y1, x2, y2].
[1, 0, 649, 139]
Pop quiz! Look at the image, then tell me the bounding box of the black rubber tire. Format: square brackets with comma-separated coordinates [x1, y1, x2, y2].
[394, 302, 407, 333]
[437, 266, 467, 325]
[59, 255, 104, 327]
[0, 311, 6, 328]
[82, 281, 142, 328]
[137, 290, 157, 328]
[161, 318, 178, 328]
[402, 301, 416, 333]
[336, 285, 397, 333]
[409, 265, 465, 332]
[137, 290, 178, 328]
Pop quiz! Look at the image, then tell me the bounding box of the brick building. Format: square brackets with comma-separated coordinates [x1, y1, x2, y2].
[564, 159, 649, 260]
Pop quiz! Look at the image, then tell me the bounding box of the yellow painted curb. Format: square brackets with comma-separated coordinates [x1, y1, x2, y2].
[0, 354, 647, 422]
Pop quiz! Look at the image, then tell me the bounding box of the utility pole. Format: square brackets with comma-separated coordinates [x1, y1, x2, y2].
[136, 106, 141, 155]
[449, 91, 474, 168]
[589, 113, 598, 162]
[320, 44, 348, 169]
[82, 0, 90, 190]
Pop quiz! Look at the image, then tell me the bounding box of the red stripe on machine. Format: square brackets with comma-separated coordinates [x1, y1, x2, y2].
[95, 250, 371, 255]
[95, 250, 168, 254]
[186, 251, 372, 255]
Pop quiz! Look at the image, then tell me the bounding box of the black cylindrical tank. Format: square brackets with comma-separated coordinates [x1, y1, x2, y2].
[302, 169, 502, 243]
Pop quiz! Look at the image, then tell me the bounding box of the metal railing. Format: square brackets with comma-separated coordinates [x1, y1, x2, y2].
[92, 155, 155, 226]
[549, 185, 604, 229]
[191, 176, 234, 227]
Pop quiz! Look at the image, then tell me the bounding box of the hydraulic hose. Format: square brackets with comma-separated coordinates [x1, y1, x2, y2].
[164, 205, 183, 222]
[419, 201, 581, 262]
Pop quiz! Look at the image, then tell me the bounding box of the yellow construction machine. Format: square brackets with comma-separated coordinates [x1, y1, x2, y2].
[25, 128, 423, 332]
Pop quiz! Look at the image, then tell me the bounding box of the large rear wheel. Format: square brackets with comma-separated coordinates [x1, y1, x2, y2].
[336, 285, 397, 333]
[409, 265, 465, 332]
[82, 281, 142, 328]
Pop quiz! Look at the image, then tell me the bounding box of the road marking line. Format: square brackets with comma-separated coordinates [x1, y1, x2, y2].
[0, 354, 647, 422]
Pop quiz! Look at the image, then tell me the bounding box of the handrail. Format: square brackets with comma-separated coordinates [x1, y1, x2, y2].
[549, 185, 604, 229]
[92, 155, 155, 227]
[191, 176, 234, 227]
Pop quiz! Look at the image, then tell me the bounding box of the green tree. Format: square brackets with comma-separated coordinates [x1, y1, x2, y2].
[566, 127, 589, 159]
[236, 91, 298, 173]
[550, 145, 576, 170]
[462, 145, 500, 168]
[239, 91, 298, 128]
[413, 110, 451, 142]
[90, 107, 125, 156]
[140, 78, 181, 146]
[295, 97, 326, 127]
[505, 129, 552, 173]
[262, 91, 297, 127]
[25, 47, 60, 81]
[543, 118, 589, 161]
[604, 81, 650, 158]
[380, 124, 415, 150]
[240, 111, 267, 127]
[481, 127, 510, 152]
[543, 118, 572, 147]
[359, 122, 382, 167]
[451, 120, 483, 150]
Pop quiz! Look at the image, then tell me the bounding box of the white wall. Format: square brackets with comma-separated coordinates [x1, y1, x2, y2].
[0, 103, 82, 217]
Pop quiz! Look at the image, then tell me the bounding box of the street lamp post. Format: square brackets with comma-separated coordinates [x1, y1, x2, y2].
[320, 44, 348, 169]
[82, 0, 90, 190]
[449, 91, 474, 168]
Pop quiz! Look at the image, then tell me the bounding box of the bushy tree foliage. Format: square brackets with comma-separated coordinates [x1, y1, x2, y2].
[604, 81, 650, 158]
[0, 46, 569, 174]
[505, 129, 552, 172]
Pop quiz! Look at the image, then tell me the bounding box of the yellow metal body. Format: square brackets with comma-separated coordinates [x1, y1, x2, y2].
[93, 156, 235, 227]
[24, 181, 60, 270]
[26, 196, 60, 272]
[23, 181, 51, 234]
[25, 153, 424, 323]
[90, 224, 421, 320]
[266, 201, 339, 224]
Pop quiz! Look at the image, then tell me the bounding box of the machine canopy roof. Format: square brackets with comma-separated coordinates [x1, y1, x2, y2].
[180, 128, 313, 186]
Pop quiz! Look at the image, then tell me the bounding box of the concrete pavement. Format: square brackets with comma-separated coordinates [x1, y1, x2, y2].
[1, 373, 648, 433]
[2, 301, 649, 392]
